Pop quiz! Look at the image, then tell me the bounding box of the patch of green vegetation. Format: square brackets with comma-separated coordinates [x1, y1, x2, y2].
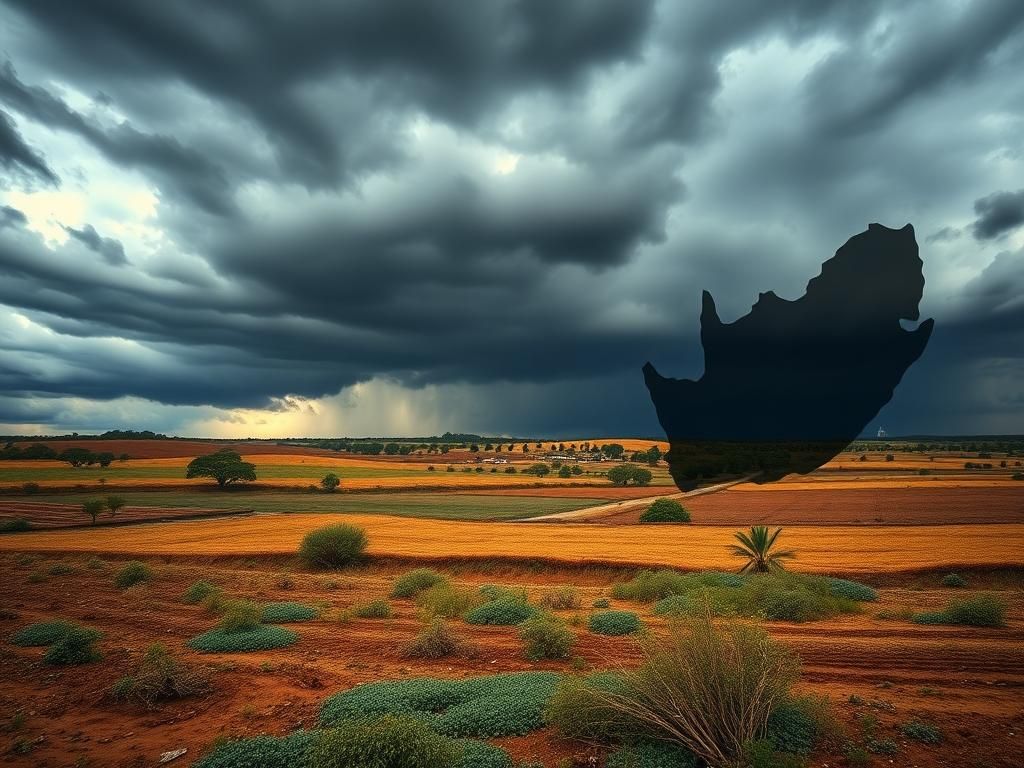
[592, 598, 610, 609]
[910, 594, 1006, 627]
[940, 573, 968, 588]
[320, 672, 561, 738]
[115, 560, 153, 589]
[639, 498, 691, 524]
[539, 586, 581, 610]
[47, 562, 74, 575]
[110, 643, 211, 707]
[416, 583, 483, 618]
[299, 523, 367, 569]
[824, 578, 878, 602]
[589, 611, 641, 635]
[391, 568, 449, 598]
[10, 619, 77, 646]
[193, 731, 317, 768]
[402, 619, 472, 659]
[901, 720, 942, 743]
[611, 569, 745, 601]
[182, 580, 220, 604]
[477, 584, 528, 602]
[187, 625, 298, 652]
[606, 740, 698, 768]
[652, 594, 693, 616]
[43, 626, 102, 665]
[262, 602, 318, 623]
[0, 517, 31, 533]
[766, 697, 830, 755]
[464, 598, 537, 626]
[352, 599, 392, 619]
[519, 614, 574, 660]
[866, 738, 898, 755]
[309, 714, 460, 768]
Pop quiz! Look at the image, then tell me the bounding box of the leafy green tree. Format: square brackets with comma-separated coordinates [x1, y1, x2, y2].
[646, 446, 663, 466]
[558, 465, 572, 478]
[96, 452, 115, 467]
[106, 495, 126, 517]
[321, 473, 341, 493]
[524, 463, 550, 476]
[383, 443, 400, 455]
[729, 526, 796, 573]
[632, 467, 653, 486]
[82, 498, 106, 524]
[602, 443, 625, 459]
[185, 450, 257, 489]
[60, 447, 93, 467]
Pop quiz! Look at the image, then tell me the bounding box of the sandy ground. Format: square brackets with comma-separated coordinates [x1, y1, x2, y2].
[0, 555, 1021, 768]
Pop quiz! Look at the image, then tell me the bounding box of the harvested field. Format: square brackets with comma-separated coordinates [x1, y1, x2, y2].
[0, 500, 253, 529]
[0, 554, 1020, 768]
[3, 513, 1022, 574]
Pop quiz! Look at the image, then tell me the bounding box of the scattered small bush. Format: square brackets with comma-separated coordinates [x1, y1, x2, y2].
[901, 720, 942, 743]
[866, 738, 898, 755]
[110, 643, 211, 707]
[115, 561, 153, 589]
[11, 619, 76, 646]
[416, 583, 483, 618]
[309, 714, 460, 768]
[825, 577, 878, 602]
[402, 619, 472, 659]
[86, 556, 107, 570]
[588, 611, 641, 635]
[299, 523, 368, 569]
[183, 580, 220, 605]
[941, 573, 967, 588]
[43, 625, 102, 665]
[261, 602, 318, 623]
[766, 696, 831, 755]
[465, 598, 537, 626]
[48, 562, 74, 575]
[606, 740, 698, 768]
[519, 615, 574, 660]
[478, 584, 528, 602]
[652, 594, 694, 616]
[544, 672, 635, 741]
[911, 594, 1006, 627]
[392, 568, 448, 598]
[352, 599, 392, 619]
[592, 598, 610, 609]
[193, 731, 316, 768]
[639, 498, 691, 524]
[0, 517, 31, 533]
[188, 625, 297, 653]
[218, 600, 263, 633]
[539, 586, 581, 610]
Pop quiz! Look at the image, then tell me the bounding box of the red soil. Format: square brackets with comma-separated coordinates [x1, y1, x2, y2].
[0, 501, 253, 529]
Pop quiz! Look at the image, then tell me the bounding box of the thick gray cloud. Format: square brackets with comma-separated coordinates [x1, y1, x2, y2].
[0, 0, 1022, 436]
[972, 189, 1024, 240]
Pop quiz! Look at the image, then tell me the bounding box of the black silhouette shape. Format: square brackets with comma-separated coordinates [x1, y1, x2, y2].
[644, 223, 934, 491]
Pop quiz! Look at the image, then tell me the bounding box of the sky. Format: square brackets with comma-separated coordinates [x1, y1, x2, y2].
[1, 0, 1023, 439]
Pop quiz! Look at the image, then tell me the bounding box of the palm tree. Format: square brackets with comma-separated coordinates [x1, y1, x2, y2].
[729, 526, 796, 573]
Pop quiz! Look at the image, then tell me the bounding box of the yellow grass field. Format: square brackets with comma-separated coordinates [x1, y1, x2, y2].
[3, 513, 1021, 574]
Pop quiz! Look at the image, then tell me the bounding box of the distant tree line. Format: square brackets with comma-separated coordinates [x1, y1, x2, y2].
[1, 443, 129, 464]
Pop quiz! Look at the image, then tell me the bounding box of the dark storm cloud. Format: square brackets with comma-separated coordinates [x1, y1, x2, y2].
[0, 108, 58, 186]
[62, 224, 127, 266]
[972, 189, 1024, 240]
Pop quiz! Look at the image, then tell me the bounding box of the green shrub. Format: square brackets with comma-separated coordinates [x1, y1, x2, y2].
[416, 583, 483, 618]
[539, 586, 581, 610]
[353, 599, 392, 619]
[391, 568, 448, 598]
[741, 738, 807, 768]
[911, 594, 1006, 627]
[219, 600, 262, 633]
[299, 523, 368, 569]
[115, 561, 152, 589]
[310, 714, 460, 768]
[402, 619, 470, 659]
[465, 598, 537, 626]
[193, 732, 316, 768]
[766, 696, 830, 755]
[866, 738, 898, 755]
[182, 580, 220, 605]
[320, 672, 561, 738]
[901, 720, 942, 743]
[606, 740, 698, 768]
[589, 611, 641, 635]
[652, 594, 693, 616]
[0, 517, 31, 533]
[47, 562, 74, 575]
[611, 569, 745, 602]
[110, 643, 211, 707]
[455, 740, 513, 768]
[188, 625, 298, 652]
[941, 573, 967, 588]
[519, 615, 574, 660]
[825, 578, 878, 602]
[478, 584, 528, 602]
[262, 602, 318, 623]
[593, 598, 610, 609]
[639, 498, 691, 524]
[43, 626, 102, 665]
[11, 620, 76, 646]
[544, 672, 634, 742]
[86, 556, 107, 570]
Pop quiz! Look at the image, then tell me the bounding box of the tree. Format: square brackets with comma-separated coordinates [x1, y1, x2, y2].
[60, 447, 93, 467]
[321, 473, 341, 493]
[646, 446, 662, 466]
[96, 452, 115, 468]
[384, 443, 400, 455]
[558, 465, 572, 478]
[82, 498, 106, 524]
[106, 495, 126, 517]
[185, 450, 257, 489]
[632, 467, 653, 486]
[602, 443, 625, 460]
[729, 526, 796, 573]
[607, 464, 652, 486]
[524, 463, 550, 476]
[639, 498, 690, 523]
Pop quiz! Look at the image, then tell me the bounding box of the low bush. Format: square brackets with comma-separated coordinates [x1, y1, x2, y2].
[478, 584, 529, 602]
[866, 738, 898, 755]
[262, 602, 318, 623]
[391, 568, 448, 598]
[606, 741, 698, 768]
[48, 562, 74, 575]
[188, 625, 298, 652]
[320, 671, 561, 738]
[0, 517, 31, 533]
[193, 731, 316, 768]
[652, 594, 693, 616]
[310, 714, 460, 768]
[589, 611, 641, 635]
[219, 600, 263, 633]
[825, 577, 878, 602]
[639, 498, 691, 524]
[353, 599, 392, 619]
[465, 598, 537, 626]
[110, 643, 211, 707]
[86, 556, 107, 570]
[11, 619, 77, 646]
[544, 672, 641, 742]
[901, 720, 942, 743]
[402, 619, 471, 659]
[115, 561, 153, 589]
[43, 626, 102, 665]
[911, 594, 1006, 627]
[416, 583, 483, 618]
[742, 739, 807, 768]
[766, 696, 831, 755]
[182, 580, 220, 605]
[539, 586, 581, 610]
[299, 523, 368, 569]
[454, 739, 513, 768]
[593, 598, 610, 609]
[941, 573, 968, 588]
[611, 569, 745, 602]
[519, 615, 574, 660]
